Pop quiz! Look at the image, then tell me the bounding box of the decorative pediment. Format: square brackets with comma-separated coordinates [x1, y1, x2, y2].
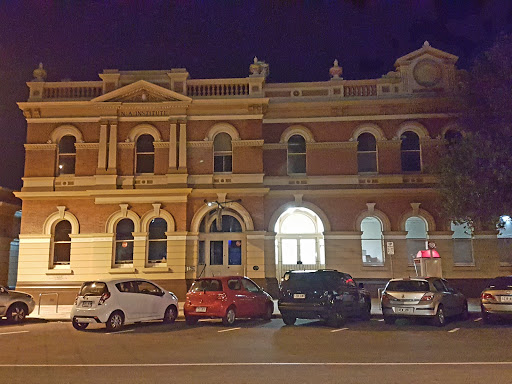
[91, 80, 192, 103]
[394, 41, 458, 67]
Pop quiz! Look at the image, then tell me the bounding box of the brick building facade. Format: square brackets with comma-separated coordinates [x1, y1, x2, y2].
[15, 42, 512, 302]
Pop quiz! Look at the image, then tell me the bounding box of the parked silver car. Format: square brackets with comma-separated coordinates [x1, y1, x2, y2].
[0, 285, 36, 323]
[480, 276, 512, 323]
[381, 277, 468, 326]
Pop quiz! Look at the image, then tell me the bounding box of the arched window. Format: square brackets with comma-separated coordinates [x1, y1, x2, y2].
[213, 133, 232, 173]
[148, 218, 167, 264]
[287, 135, 306, 174]
[136, 134, 155, 173]
[451, 221, 473, 265]
[57, 135, 76, 175]
[210, 215, 242, 233]
[361, 217, 384, 265]
[115, 219, 134, 265]
[444, 129, 463, 148]
[401, 131, 421, 172]
[498, 215, 512, 265]
[52, 220, 71, 266]
[405, 216, 427, 265]
[357, 133, 377, 173]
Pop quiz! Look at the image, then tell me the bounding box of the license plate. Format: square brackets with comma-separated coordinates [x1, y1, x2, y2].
[195, 307, 207, 313]
[394, 307, 413, 314]
[293, 294, 306, 299]
[501, 296, 512, 302]
[81, 301, 92, 308]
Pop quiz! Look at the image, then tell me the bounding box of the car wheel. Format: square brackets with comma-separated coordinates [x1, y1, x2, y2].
[262, 303, 273, 321]
[282, 315, 296, 326]
[72, 317, 89, 330]
[383, 316, 395, 325]
[432, 305, 446, 327]
[460, 301, 469, 321]
[327, 311, 345, 328]
[222, 307, 236, 326]
[106, 311, 124, 332]
[163, 305, 178, 324]
[360, 301, 371, 321]
[6, 303, 27, 323]
[185, 316, 199, 325]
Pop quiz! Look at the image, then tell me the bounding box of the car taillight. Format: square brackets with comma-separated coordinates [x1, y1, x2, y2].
[74, 295, 79, 305]
[217, 293, 227, 301]
[420, 293, 434, 301]
[98, 292, 111, 305]
[481, 293, 496, 301]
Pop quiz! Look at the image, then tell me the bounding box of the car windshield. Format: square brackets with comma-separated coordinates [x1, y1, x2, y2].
[282, 272, 339, 291]
[487, 277, 512, 290]
[79, 282, 108, 296]
[190, 279, 223, 292]
[386, 280, 429, 292]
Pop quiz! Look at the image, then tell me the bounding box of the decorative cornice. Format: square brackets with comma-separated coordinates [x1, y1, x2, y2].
[75, 142, 99, 149]
[118, 142, 135, 149]
[153, 141, 170, 148]
[187, 141, 213, 148]
[231, 139, 264, 147]
[307, 141, 357, 149]
[24, 143, 57, 150]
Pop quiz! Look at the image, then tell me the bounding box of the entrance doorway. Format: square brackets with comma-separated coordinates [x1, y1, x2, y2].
[198, 212, 245, 277]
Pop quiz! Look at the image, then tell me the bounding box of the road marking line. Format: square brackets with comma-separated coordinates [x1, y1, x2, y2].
[448, 328, 460, 333]
[330, 328, 349, 333]
[0, 331, 29, 336]
[474, 318, 482, 322]
[106, 329, 134, 335]
[218, 327, 241, 333]
[1, 362, 512, 368]
[378, 319, 384, 322]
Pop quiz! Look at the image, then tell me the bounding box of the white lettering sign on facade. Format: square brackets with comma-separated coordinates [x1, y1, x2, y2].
[119, 110, 167, 117]
[386, 241, 394, 255]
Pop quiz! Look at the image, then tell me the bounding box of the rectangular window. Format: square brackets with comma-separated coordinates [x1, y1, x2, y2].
[53, 242, 71, 265]
[148, 240, 167, 263]
[228, 240, 242, 265]
[281, 239, 298, 264]
[299, 239, 316, 265]
[406, 239, 426, 265]
[357, 152, 377, 173]
[452, 239, 474, 266]
[198, 241, 206, 265]
[288, 154, 306, 174]
[498, 238, 512, 265]
[214, 154, 232, 172]
[210, 241, 223, 265]
[115, 241, 134, 264]
[137, 154, 154, 173]
[362, 239, 384, 265]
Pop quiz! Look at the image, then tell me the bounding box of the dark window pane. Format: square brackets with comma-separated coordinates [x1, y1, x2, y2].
[228, 240, 242, 265]
[115, 241, 133, 263]
[214, 155, 232, 172]
[358, 153, 377, 172]
[210, 215, 242, 233]
[213, 133, 232, 151]
[136, 134, 154, 152]
[401, 131, 420, 150]
[357, 133, 376, 151]
[210, 241, 223, 265]
[386, 280, 430, 292]
[149, 218, 167, 239]
[198, 241, 205, 264]
[137, 154, 154, 173]
[148, 241, 167, 263]
[54, 220, 71, 241]
[116, 219, 134, 240]
[190, 279, 223, 292]
[79, 282, 108, 296]
[59, 136, 76, 154]
[58, 155, 75, 175]
[288, 155, 306, 173]
[401, 151, 421, 172]
[53, 243, 70, 264]
[288, 135, 306, 153]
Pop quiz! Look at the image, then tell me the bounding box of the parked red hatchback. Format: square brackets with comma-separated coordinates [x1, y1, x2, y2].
[184, 276, 274, 326]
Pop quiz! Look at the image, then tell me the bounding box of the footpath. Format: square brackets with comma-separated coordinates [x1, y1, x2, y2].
[28, 298, 482, 322]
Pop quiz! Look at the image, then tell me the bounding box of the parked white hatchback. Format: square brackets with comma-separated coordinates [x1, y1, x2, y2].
[71, 278, 178, 331]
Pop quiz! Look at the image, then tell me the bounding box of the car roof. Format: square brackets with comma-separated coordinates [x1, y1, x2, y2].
[81, 278, 154, 285]
[194, 276, 247, 281]
[388, 277, 434, 282]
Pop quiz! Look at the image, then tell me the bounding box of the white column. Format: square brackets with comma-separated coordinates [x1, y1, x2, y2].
[97, 122, 108, 172]
[107, 123, 117, 172]
[168, 121, 177, 172]
[178, 121, 187, 170]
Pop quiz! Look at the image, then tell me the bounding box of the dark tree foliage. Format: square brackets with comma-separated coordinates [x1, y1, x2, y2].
[438, 34, 512, 229]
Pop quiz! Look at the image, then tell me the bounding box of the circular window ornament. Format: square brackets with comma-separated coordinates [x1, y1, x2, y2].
[413, 59, 442, 87]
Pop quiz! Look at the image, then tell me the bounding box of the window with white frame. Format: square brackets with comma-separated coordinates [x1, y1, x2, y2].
[498, 215, 512, 265]
[57, 135, 76, 175]
[148, 218, 167, 264]
[357, 133, 377, 173]
[136, 134, 155, 173]
[451, 221, 474, 265]
[52, 220, 71, 266]
[115, 219, 134, 265]
[213, 132, 232, 173]
[405, 216, 427, 265]
[361, 217, 384, 265]
[401, 131, 421, 172]
[287, 135, 306, 174]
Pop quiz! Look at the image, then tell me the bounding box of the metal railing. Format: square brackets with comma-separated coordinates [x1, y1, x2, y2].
[38, 292, 59, 314]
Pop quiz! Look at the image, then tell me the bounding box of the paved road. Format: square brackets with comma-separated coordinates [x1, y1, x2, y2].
[1, 314, 511, 384]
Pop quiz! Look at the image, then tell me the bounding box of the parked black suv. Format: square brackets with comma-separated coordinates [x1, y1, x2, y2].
[278, 270, 372, 327]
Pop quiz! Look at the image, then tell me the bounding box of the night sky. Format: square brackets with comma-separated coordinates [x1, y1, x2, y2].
[1, 1, 511, 190]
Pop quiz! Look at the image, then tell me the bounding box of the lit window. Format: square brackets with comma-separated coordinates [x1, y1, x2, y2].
[57, 136, 76, 175]
[498, 215, 512, 265]
[213, 133, 232, 173]
[115, 219, 134, 265]
[361, 217, 384, 265]
[136, 134, 155, 173]
[148, 218, 167, 264]
[357, 133, 377, 173]
[451, 221, 473, 266]
[52, 220, 71, 266]
[405, 216, 427, 264]
[287, 135, 306, 174]
[401, 131, 421, 172]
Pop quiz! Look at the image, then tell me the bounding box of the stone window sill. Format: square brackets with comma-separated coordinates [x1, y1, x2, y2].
[109, 267, 136, 274]
[46, 268, 74, 275]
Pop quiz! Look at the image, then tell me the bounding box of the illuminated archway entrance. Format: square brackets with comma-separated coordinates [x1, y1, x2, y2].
[274, 207, 325, 278]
